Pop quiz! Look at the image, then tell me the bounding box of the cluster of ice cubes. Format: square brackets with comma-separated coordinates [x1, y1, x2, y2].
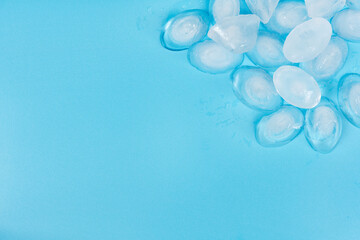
[161, 0, 360, 153]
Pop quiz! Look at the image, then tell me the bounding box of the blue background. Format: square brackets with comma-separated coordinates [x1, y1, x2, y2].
[1, 0, 360, 239]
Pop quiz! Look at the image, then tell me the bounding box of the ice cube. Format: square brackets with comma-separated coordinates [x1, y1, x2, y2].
[188, 40, 244, 74]
[245, 0, 280, 23]
[161, 10, 210, 51]
[338, 73, 360, 128]
[255, 106, 304, 147]
[246, 31, 290, 69]
[208, 15, 260, 54]
[305, 0, 346, 19]
[232, 66, 283, 111]
[347, 0, 360, 9]
[300, 36, 348, 81]
[283, 18, 332, 63]
[266, 0, 309, 35]
[332, 9, 360, 42]
[304, 98, 342, 154]
[209, 0, 241, 22]
[273, 66, 322, 109]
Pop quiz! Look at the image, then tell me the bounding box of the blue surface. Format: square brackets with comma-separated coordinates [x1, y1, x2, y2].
[1, 1, 360, 239]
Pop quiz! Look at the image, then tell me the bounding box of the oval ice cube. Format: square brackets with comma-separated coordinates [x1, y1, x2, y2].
[304, 98, 342, 154]
[332, 9, 360, 42]
[347, 0, 360, 9]
[255, 106, 304, 147]
[300, 36, 348, 81]
[338, 73, 360, 128]
[273, 66, 321, 109]
[209, 0, 241, 22]
[245, 0, 280, 23]
[305, 0, 346, 19]
[266, 0, 309, 35]
[232, 66, 283, 111]
[207, 14, 260, 54]
[188, 40, 244, 74]
[161, 10, 210, 51]
[283, 18, 332, 63]
[246, 31, 290, 69]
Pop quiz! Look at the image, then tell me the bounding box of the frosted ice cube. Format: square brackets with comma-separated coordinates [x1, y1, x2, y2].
[304, 98, 342, 154]
[305, 0, 346, 19]
[347, 0, 360, 9]
[273, 66, 322, 109]
[332, 9, 360, 42]
[283, 18, 332, 63]
[245, 0, 280, 23]
[161, 10, 210, 51]
[338, 73, 360, 128]
[209, 0, 241, 22]
[255, 106, 304, 147]
[266, 0, 308, 35]
[188, 40, 244, 74]
[232, 66, 283, 111]
[208, 15, 260, 54]
[246, 31, 290, 69]
[300, 36, 348, 81]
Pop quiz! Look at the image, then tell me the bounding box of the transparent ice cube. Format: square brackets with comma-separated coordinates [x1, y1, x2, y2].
[273, 66, 322, 109]
[347, 0, 360, 9]
[232, 66, 283, 111]
[246, 31, 290, 69]
[305, 0, 346, 19]
[161, 10, 210, 51]
[188, 40, 244, 74]
[208, 15, 260, 54]
[283, 18, 332, 63]
[209, 0, 241, 22]
[304, 97, 342, 154]
[266, 0, 309, 36]
[255, 106, 304, 147]
[245, 0, 280, 23]
[332, 9, 360, 42]
[300, 36, 348, 81]
[338, 73, 360, 128]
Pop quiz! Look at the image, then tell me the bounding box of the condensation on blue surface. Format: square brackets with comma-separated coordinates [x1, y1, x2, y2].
[1, 1, 360, 240]
[304, 97, 342, 154]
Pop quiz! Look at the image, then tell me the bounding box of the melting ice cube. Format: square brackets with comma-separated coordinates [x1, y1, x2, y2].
[283, 18, 332, 63]
[209, 0, 241, 22]
[255, 106, 304, 147]
[161, 10, 210, 51]
[300, 36, 348, 81]
[304, 97, 342, 154]
[266, 0, 309, 36]
[188, 40, 244, 74]
[232, 66, 283, 111]
[347, 0, 360, 9]
[332, 9, 360, 42]
[338, 73, 360, 128]
[246, 31, 290, 69]
[245, 0, 280, 23]
[273, 66, 321, 109]
[207, 14, 260, 54]
[305, 0, 346, 19]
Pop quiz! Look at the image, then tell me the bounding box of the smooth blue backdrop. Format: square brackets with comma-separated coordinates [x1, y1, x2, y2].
[0, 1, 360, 239]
